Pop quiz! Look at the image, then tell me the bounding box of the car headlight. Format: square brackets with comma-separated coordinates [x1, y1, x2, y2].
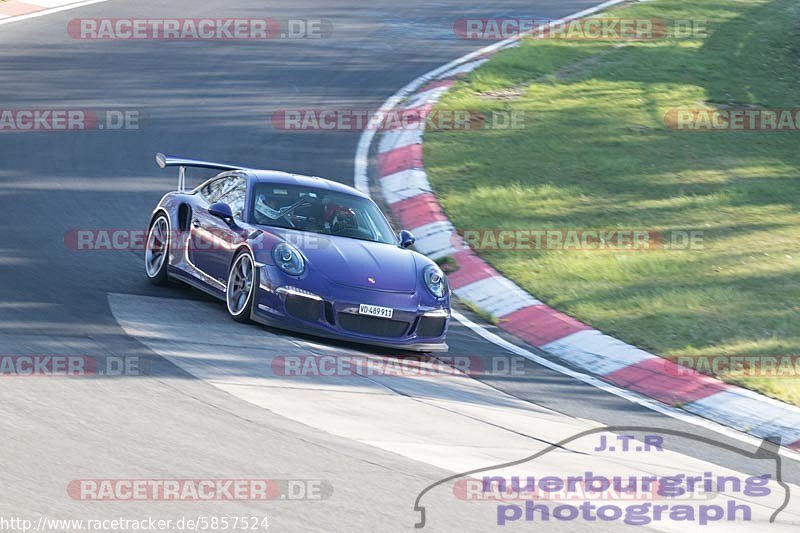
[272, 242, 305, 276]
[423, 265, 448, 298]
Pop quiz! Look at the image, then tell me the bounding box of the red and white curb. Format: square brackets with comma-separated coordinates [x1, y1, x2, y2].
[0, 0, 109, 25]
[358, 1, 800, 451]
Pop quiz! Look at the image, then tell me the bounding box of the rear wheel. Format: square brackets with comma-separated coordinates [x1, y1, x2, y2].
[145, 215, 170, 285]
[227, 250, 257, 323]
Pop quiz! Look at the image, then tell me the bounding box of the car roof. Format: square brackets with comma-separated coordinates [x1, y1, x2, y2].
[244, 169, 369, 199]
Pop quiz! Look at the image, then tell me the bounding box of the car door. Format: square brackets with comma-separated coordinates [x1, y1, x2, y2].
[189, 174, 246, 286]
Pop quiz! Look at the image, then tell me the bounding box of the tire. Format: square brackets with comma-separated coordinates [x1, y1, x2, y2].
[226, 249, 258, 323]
[145, 214, 170, 286]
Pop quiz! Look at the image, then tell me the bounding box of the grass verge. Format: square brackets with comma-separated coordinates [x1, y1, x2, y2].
[425, 0, 800, 404]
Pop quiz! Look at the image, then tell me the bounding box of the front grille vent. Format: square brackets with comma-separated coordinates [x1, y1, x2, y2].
[337, 313, 409, 338]
[285, 294, 322, 322]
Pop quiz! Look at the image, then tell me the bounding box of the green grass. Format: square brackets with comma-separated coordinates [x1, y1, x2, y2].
[425, 0, 800, 405]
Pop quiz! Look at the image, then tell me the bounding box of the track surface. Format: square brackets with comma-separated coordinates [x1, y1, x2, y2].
[1, 0, 799, 531]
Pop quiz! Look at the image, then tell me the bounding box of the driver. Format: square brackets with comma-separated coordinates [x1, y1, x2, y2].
[256, 192, 320, 229]
[327, 205, 358, 235]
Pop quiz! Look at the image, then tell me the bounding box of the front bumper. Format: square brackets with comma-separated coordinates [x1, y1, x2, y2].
[252, 269, 450, 352]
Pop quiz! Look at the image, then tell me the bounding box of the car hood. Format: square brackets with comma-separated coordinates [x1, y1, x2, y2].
[269, 229, 418, 292]
[312, 235, 419, 292]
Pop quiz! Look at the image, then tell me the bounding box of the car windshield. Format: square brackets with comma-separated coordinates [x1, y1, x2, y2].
[250, 184, 397, 245]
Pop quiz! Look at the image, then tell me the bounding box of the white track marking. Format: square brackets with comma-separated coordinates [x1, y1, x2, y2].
[379, 168, 432, 204]
[0, 0, 112, 26]
[542, 329, 656, 374]
[378, 128, 424, 154]
[402, 219, 460, 259]
[452, 277, 542, 317]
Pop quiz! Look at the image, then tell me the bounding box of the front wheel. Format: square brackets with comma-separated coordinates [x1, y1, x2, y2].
[145, 214, 170, 285]
[226, 250, 257, 323]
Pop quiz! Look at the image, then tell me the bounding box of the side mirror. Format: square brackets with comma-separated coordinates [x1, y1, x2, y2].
[209, 202, 234, 221]
[400, 230, 416, 249]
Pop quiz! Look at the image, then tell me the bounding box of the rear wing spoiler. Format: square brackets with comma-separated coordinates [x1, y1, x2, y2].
[155, 153, 246, 192]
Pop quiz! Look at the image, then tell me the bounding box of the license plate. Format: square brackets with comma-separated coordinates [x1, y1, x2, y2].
[359, 304, 394, 319]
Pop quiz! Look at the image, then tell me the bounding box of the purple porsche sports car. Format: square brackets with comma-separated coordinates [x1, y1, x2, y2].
[145, 153, 450, 351]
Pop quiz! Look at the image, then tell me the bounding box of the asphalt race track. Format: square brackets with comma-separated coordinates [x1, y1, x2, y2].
[1, 1, 799, 531]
